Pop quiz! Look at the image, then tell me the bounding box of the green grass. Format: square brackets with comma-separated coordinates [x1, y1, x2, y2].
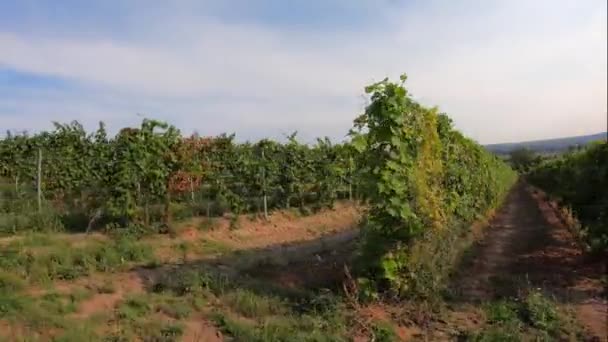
[0, 235, 153, 284]
[484, 301, 520, 325]
[222, 288, 286, 318]
[465, 290, 581, 341]
[0, 289, 94, 331]
[117, 294, 152, 321]
[371, 321, 399, 342]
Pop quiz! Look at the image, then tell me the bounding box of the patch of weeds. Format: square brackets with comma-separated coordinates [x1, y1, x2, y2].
[174, 241, 190, 262]
[40, 292, 78, 315]
[0, 293, 28, 317]
[371, 320, 399, 342]
[130, 320, 184, 342]
[222, 288, 286, 318]
[0, 292, 66, 330]
[69, 287, 94, 303]
[117, 295, 152, 321]
[96, 280, 117, 294]
[15, 233, 59, 247]
[484, 300, 519, 325]
[102, 329, 136, 342]
[520, 291, 559, 333]
[92, 237, 154, 272]
[153, 269, 227, 296]
[210, 313, 263, 341]
[0, 236, 153, 285]
[465, 326, 522, 342]
[53, 324, 99, 342]
[155, 297, 192, 319]
[210, 291, 348, 341]
[0, 270, 26, 292]
[198, 238, 232, 255]
[158, 324, 184, 340]
[470, 291, 570, 341]
[190, 296, 207, 311]
[228, 215, 240, 230]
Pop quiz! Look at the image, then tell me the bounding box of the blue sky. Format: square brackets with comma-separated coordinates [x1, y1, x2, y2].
[1, 0, 606, 143]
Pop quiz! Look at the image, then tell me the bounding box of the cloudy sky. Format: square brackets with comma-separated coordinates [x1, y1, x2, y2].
[0, 0, 606, 144]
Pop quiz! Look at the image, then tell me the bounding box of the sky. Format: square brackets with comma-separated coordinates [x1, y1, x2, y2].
[0, 0, 606, 144]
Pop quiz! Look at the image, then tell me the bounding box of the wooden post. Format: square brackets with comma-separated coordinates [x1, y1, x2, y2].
[207, 183, 212, 218]
[262, 149, 268, 220]
[348, 160, 353, 201]
[37, 148, 42, 212]
[189, 177, 195, 202]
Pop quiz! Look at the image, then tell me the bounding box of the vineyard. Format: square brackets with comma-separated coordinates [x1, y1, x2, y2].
[528, 141, 608, 253]
[0, 76, 605, 341]
[0, 122, 358, 234]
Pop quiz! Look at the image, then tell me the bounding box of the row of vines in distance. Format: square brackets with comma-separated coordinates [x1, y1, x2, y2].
[0, 121, 358, 233]
[528, 141, 608, 253]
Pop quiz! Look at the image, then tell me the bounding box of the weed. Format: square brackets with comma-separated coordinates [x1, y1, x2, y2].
[484, 301, 519, 325]
[117, 295, 152, 321]
[175, 241, 189, 262]
[198, 238, 232, 255]
[155, 297, 192, 319]
[0, 236, 153, 285]
[371, 321, 398, 342]
[0, 270, 25, 292]
[222, 288, 286, 318]
[467, 326, 522, 342]
[53, 324, 99, 342]
[0, 292, 66, 330]
[521, 291, 559, 333]
[96, 280, 117, 294]
[69, 287, 94, 303]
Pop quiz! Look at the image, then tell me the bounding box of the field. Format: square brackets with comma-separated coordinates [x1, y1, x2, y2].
[1, 76, 606, 341]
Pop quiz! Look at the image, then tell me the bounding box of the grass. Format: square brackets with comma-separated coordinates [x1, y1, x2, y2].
[117, 294, 152, 321]
[464, 290, 583, 341]
[222, 288, 286, 318]
[371, 321, 399, 342]
[0, 288, 94, 332]
[0, 235, 153, 285]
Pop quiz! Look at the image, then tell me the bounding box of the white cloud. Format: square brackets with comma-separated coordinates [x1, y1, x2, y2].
[0, 0, 606, 143]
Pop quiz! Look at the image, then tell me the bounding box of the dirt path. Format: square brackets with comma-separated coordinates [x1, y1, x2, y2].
[449, 181, 607, 340]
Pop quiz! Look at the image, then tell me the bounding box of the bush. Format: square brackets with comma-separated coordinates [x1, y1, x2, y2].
[528, 142, 608, 253]
[351, 75, 517, 297]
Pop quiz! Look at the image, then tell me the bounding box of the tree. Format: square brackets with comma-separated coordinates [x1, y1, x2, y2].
[508, 148, 541, 172]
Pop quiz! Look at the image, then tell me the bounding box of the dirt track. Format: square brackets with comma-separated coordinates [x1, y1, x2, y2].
[450, 181, 607, 340]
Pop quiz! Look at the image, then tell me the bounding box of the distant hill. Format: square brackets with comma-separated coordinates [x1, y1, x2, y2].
[485, 132, 607, 155]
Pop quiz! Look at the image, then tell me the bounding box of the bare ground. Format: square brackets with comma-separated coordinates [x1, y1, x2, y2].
[447, 181, 607, 340]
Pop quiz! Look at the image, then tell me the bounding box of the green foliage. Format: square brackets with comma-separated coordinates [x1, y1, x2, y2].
[370, 321, 398, 342]
[484, 301, 520, 325]
[466, 291, 570, 341]
[0, 236, 152, 284]
[351, 74, 517, 297]
[223, 288, 286, 318]
[117, 295, 152, 321]
[528, 142, 608, 253]
[507, 148, 542, 173]
[1, 119, 359, 234]
[520, 291, 559, 332]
